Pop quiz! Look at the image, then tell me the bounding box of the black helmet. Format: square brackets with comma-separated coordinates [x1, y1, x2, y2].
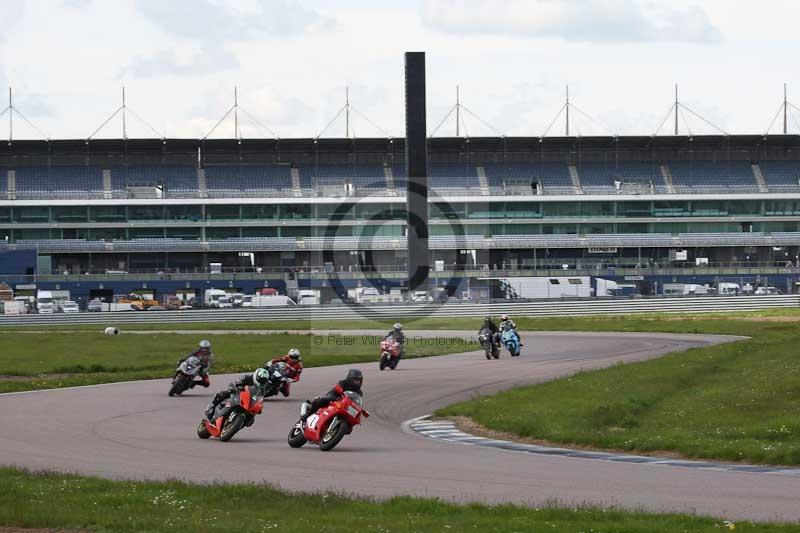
[345, 368, 363, 389]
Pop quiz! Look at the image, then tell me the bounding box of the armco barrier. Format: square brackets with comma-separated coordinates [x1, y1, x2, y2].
[0, 294, 798, 327]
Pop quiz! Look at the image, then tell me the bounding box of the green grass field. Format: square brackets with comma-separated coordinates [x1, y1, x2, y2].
[0, 467, 786, 532]
[0, 331, 476, 393]
[438, 314, 800, 465]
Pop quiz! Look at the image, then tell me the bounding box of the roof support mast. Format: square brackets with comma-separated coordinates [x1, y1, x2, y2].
[122, 86, 127, 140]
[8, 87, 11, 143]
[456, 85, 460, 137]
[345, 86, 350, 138]
[784, 83, 788, 135]
[234, 86, 239, 140]
[565, 85, 570, 136]
[674, 84, 679, 135]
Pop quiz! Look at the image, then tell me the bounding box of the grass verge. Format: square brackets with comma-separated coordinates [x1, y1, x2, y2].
[0, 467, 788, 532]
[437, 315, 800, 465]
[0, 332, 476, 393]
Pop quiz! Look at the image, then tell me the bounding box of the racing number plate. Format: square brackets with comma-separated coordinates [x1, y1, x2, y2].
[347, 406, 359, 418]
[306, 414, 320, 429]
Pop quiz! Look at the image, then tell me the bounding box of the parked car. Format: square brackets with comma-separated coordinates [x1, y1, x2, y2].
[87, 299, 104, 312]
[217, 297, 233, 309]
[147, 305, 166, 311]
[62, 301, 80, 313]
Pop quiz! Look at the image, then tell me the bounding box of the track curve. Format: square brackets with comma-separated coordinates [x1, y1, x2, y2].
[2, 330, 798, 522]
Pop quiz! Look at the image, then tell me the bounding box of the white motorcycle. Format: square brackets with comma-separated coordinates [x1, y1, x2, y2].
[168, 355, 202, 396]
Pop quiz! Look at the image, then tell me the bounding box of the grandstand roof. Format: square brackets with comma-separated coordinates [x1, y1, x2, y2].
[2, 134, 800, 167]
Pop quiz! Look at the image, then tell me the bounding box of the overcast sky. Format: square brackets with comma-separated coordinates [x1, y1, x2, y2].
[1, 0, 799, 140]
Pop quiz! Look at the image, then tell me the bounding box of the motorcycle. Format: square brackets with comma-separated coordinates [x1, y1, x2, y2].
[287, 391, 370, 451]
[168, 355, 202, 396]
[197, 385, 264, 442]
[379, 336, 401, 370]
[501, 323, 521, 357]
[262, 361, 298, 398]
[478, 328, 500, 360]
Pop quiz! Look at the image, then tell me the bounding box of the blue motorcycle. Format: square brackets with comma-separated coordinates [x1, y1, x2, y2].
[501, 324, 521, 357]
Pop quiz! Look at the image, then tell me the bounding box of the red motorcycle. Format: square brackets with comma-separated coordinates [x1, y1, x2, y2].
[379, 336, 400, 370]
[197, 385, 264, 442]
[287, 391, 369, 451]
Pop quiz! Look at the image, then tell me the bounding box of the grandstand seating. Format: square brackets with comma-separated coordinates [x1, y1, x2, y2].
[577, 162, 667, 193]
[668, 161, 758, 193]
[0, 168, 6, 196]
[14, 166, 105, 199]
[110, 166, 198, 197]
[759, 161, 800, 192]
[204, 165, 291, 197]
[4, 161, 796, 199]
[296, 164, 389, 195]
[483, 163, 573, 194]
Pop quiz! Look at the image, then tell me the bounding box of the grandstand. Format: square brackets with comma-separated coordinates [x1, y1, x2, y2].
[2, 134, 800, 298]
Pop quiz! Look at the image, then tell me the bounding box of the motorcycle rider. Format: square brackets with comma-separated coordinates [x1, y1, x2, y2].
[499, 314, 523, 346]
[386, 323, 406, 359]
[177, 339, 214, 388]
[300, 369, 364, 422]
[479, 316, 501, 347]
[264, 348, 303, 397]
[204, 367, 271, 420]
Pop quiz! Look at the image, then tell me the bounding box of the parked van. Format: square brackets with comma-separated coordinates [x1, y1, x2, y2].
[37, 291, 55, 314]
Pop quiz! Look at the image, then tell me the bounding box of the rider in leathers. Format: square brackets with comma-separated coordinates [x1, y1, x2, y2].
[301, 369, 363, 422]
[499, 314, 523, 346]
[386, 323, 406, 360]
[479, 316, 501, 348]
[204, 368, 270, 420]
[264, 348, 303, 397]
[178, 339, 214, 388]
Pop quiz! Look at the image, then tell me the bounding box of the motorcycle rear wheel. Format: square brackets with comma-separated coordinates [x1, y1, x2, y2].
[288, 425, 307, 448]
[197, 421, 211, 439]
[219, 412, 245, 442]
[319, 418, 350, 451]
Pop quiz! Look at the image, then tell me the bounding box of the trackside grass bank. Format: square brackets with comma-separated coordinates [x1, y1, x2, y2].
[0, 332, 476, 393]
[438, 315, 800, 465]
[0, 468, 790, 532]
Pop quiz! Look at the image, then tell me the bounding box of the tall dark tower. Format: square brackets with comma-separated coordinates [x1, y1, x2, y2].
[404, 52, 429, 292]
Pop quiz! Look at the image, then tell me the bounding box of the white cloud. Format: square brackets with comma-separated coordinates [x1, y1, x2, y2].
[123, 47, 240, 78]
[134, 0, 336, 43]
[421, 0, 722, 43]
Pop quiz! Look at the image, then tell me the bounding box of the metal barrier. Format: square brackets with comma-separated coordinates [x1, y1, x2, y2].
[0, 294, 797, 327]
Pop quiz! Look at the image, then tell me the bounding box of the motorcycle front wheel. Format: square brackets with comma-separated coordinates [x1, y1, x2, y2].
[168, 374, 187, 397]
[288, 425, 307, 448]
[379, 353, 388, 370]
[219, 412, 245, 442]
[197, 421, 211, 439]
[319, 417, 350, 451]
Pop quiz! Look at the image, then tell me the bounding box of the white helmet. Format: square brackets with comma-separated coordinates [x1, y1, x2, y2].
[393, 323, 402, 331]
[199, 339, 211, 350]
[288, 348, 301, 361]
[500, 314, 508, 321]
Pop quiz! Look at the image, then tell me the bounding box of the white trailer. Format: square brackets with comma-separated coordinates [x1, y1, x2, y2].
[493, 276, 592, 299]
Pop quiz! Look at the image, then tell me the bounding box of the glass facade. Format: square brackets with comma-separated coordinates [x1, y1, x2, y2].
[3, 199, 800, 244]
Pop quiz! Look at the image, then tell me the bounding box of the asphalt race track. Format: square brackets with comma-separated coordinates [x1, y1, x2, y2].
[2, 330, 798, 522]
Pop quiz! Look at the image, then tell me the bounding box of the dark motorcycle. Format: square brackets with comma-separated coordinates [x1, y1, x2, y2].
[478, 328, 500, 359]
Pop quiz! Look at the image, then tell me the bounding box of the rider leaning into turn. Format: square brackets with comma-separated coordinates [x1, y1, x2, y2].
[264, 348, 303, 397]
[301, 369, 364, 422]
[386, 323, 407, 359]
[499, 314, 523, 346]
[205, 367, 272, 420]
[178, 339, 214, 388]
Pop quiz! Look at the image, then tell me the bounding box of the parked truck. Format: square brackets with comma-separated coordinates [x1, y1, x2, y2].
[36, 290, 55, 314]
